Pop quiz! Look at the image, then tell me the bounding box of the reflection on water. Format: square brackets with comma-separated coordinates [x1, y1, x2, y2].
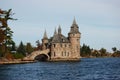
[0, 58, 120, 80]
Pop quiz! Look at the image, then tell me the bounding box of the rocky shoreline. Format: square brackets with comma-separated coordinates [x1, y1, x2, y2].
[0, 58, 35, 65]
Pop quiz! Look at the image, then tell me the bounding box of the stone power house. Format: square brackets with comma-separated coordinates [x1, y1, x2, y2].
[41, 18, 81, 61]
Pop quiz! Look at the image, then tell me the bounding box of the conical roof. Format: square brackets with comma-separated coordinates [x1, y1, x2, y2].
[43, 30, 48, 39]
[69, 18, 80, 34]
[73, 17, 77, 25]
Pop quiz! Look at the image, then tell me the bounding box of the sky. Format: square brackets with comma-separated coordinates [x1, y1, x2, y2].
[0, 0, 120, 52]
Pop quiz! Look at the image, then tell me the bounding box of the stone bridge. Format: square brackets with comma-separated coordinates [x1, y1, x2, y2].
[23, 49, 50, 61]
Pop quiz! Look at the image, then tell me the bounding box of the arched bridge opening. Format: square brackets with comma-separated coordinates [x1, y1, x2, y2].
[34, 54, 48, 61]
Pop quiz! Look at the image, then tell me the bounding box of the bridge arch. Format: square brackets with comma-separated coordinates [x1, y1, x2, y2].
[34, 54, 49, 61]
[23, 49, 50, 61]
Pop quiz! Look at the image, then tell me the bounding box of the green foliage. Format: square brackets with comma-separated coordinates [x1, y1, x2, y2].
[12, 53, 24, 59]
[112, 47, 117, 53]
[0, 9, 16, 57]
[81, 44, 91, 57]
[112, 47, 120, 57]
[17, 41, 26, 56]
[26, 43, 34, 54]
[91, 50, 100, 57]
[99, 48, 107, 56]
[10, 42, 16, 51]
[0, 45, 5, 57]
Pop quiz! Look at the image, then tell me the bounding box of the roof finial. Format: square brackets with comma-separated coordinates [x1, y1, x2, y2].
[58, 25, 61, 34]
[73, 16, 77, 24]
[43, 29, 48, 39]
[54, 27, 57, 35]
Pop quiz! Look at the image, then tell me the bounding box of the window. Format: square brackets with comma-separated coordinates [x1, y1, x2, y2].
[69, 44, 70, 47]
[67, 52, 69, 56]
[65, 51, 66, 56]
[65, 44, 67, 47]
[62, 39, 64, 42]
[62, 52, 63, 56]
[60, 44, 62, 47]
[73, 34, 75, 36]
[77, 39, 79, 42]
[53, 44, 56, 47]
[54, 52, 56, 56]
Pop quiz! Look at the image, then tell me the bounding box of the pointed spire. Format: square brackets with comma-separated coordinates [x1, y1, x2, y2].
[54, 27, 57, 35]
[73, 17, 77, 24]
[43, 29, 48, 39]
[58, 25, 61, 34]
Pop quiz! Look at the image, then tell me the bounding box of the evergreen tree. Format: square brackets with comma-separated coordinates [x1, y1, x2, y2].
[17, 41, 26, 56]
[26, 42, 34, 55]
[0, 9, 16, 57]
[10, 42, 16, 52]
[80, 44, 91, 57]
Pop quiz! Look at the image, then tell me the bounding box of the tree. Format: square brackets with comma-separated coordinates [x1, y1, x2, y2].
[35, 40, 42, 50]
[91, 49, 100, 57]
[0, 9, 16, 57]
[112, 47, 120, 57]
[0, 29, 5, 44]
[26, 43, 34, 55]
[80, 44, 91, 57]
[17, 41, 26, 56]
[99, 48, 107, 56]
[10, 42, 16, 52]
[112, 47, 117, 53]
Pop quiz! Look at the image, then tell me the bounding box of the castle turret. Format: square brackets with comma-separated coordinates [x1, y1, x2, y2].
[68, 18, 81, 59]
[42, 30, 48, 50]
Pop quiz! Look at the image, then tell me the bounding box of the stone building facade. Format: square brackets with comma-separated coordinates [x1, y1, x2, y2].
[41, 18, 81, 61]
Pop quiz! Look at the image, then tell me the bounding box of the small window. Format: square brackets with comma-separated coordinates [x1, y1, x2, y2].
[69, 44, 70, 47]
[60, 44, 62, 47]
[77, 46, 79, 48]
[62, 39, 64, 42]
[65, 51, 66, 56]
[54, 52, 56, 56]
[53, 44, 56, 47]
[67, 52, 69, 56]
[65, 44, 67, 47]
[62, 52, 63, 56]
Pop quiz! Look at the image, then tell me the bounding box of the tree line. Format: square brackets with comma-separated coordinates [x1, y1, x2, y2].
[80, 44, 120, 58]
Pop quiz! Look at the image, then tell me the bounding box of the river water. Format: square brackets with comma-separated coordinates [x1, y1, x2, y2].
[0, 58, 120, 80]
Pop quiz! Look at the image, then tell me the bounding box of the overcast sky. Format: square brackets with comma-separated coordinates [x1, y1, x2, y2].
[0, 0, 120, 52]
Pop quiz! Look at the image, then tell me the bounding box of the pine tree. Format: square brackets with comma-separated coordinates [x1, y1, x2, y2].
[17, 41, 26, 56]
[26, 43, 34, 55]
[0, 9, 16, 57]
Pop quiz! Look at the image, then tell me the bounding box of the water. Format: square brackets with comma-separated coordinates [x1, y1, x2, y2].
[0, 58, 120, 80]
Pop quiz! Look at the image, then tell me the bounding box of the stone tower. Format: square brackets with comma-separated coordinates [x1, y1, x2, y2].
[68, 18, 81, 59]
[42, 30, 48, 50]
